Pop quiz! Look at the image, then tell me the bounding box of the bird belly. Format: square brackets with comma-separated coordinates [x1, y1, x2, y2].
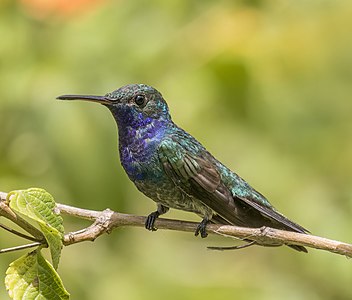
[135, 178, 212, 217]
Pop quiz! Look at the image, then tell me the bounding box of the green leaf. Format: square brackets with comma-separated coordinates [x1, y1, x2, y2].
[38, 224, 63, 270]
[5, 249, 70, 300]
[8, 188, 64, 269]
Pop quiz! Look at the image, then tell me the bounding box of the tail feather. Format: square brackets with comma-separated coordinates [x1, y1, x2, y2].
[288, 244, 308, 253]
[211, 204, 309, 253]
[237, 195, 309, 234]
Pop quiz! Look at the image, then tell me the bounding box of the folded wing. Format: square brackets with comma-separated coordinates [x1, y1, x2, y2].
[158, 137, 308, 252]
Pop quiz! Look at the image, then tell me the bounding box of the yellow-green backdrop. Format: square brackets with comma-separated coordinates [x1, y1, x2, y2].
[1, 1, 352, 299]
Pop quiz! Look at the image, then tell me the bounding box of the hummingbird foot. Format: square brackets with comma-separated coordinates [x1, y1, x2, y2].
[195, 218, 210, 238]
[145, 204, 169, 231]
[145, 211, 160, 231]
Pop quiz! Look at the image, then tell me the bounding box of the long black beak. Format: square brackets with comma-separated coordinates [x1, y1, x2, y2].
[56, 94, 113, 105]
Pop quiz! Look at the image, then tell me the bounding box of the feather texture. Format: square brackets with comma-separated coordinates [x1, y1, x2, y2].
[60, 84, 309, 253]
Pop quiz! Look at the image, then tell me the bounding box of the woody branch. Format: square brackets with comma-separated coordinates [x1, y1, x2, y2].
[0, 191, 351, 258]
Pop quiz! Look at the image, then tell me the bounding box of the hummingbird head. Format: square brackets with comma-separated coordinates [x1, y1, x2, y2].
[57, 84, 171, 128]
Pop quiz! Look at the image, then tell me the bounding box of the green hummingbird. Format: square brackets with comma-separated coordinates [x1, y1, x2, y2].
[57, 84, 308, 252]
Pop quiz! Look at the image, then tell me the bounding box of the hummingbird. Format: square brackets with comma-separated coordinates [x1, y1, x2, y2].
[57, 84, 308, 252]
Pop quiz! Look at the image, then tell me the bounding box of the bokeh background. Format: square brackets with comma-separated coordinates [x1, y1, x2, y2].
[1, 0, 352, 299]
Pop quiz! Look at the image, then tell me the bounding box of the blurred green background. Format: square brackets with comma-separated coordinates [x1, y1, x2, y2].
[1, 0, 352, 299]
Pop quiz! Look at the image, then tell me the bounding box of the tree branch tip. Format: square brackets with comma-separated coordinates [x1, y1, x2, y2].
[0, 242, 44, 254]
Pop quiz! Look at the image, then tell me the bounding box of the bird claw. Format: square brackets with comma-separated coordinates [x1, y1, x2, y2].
[145, 211, 160, 231]
[195, 219, 209, 238]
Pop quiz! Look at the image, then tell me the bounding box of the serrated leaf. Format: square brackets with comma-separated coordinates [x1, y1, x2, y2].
[8, 188, 64, 235]
[8, 188, 64, 269]
[5, 250, 69, 300]
[38, 224, 62, 270]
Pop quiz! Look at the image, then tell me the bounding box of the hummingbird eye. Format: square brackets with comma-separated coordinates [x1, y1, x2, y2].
[134, 94, 147, 107]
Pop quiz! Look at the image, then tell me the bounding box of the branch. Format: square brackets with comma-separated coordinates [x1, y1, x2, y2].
[0, 242, 43, 254]
[58, 204, 352, 257]
[1, 191, 352, 258]
[0, 192, 46, 243]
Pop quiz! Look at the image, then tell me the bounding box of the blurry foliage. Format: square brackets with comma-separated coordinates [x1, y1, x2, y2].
[1, 0, 352, 299]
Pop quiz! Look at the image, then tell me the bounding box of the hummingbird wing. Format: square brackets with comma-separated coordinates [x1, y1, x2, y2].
[158, 137, 308, 234]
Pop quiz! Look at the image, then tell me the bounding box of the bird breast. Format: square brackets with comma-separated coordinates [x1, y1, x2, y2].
[118, 122, 165, 181]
